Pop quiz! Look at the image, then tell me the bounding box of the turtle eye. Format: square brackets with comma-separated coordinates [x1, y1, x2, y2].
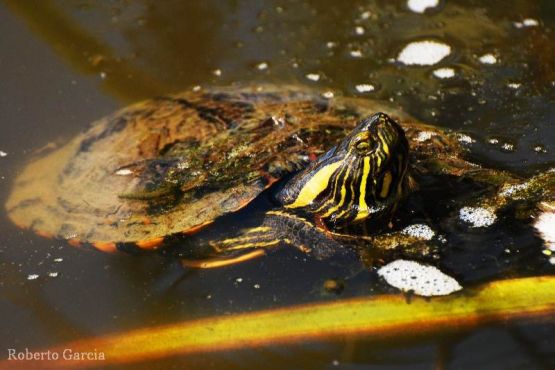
[355, 141, 370, 151]
[351, 133, 377, 154]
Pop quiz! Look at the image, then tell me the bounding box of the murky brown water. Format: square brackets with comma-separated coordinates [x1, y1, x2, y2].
[1, 0, 554, 369]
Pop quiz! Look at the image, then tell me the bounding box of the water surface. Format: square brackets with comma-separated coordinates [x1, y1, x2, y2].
[0, 1, 554, 369]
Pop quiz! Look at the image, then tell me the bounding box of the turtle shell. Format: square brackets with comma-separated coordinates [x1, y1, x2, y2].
[5, 85, 457, 250]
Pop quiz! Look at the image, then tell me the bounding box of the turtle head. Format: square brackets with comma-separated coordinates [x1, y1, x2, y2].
[278, 113, 409, 227]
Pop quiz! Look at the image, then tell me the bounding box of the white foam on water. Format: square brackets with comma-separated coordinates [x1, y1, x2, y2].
[378, 259, 462, 297]
[360, 11, 372, 20]
[256, 62, 269, 70]
[306, 73, 320, 82]
[459, 206, 497, 227]
[355, 84, 375, 93]
[514, 18, 539, 28]
[433, 67, 455, 79]
[415, 131, 436, 142]
[401, 224, 436, 240]
[501, 143, 515, 151]
[479, 53, 497, 64]
[534, 210, 555, 250]
[397, 41, 451, 66]
[457, 133, 475, 144]
[407, 0, 439, 14]
[500, 183, 529, 197]
[523, 18, 539, 26]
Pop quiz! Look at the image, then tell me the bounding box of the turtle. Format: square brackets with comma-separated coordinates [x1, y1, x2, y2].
[5, 85, 553, 267]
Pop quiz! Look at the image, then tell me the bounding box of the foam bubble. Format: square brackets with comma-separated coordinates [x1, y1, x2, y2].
[378, 259, 462, 297]
[306, 73, 320, 82]
[514, 18, 539, 28]
[534, 210, 555, 250]
[415, 131, 436, 142]
[479, 54, 497, 64]
[459, 206, 497, 227]
[256, 62, 269, 70]
[407, 0, 439, 14]
[500, 183, 529, 198]
[501, 143, 514, 151]
[355, 84, 375, 93]
[456, 133, 475, 144]
[433, 67, 455, 79]
[397, 41, 451, 66]
[401, 224, 435, 240]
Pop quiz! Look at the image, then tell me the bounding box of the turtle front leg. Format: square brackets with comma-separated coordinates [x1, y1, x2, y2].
[181, 209, 351, 268]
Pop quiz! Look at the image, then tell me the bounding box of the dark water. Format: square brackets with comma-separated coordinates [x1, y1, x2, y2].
[0, 0, 554, 369]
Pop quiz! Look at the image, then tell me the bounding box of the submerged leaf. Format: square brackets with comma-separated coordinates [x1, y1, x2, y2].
[8, 276, 555, 369]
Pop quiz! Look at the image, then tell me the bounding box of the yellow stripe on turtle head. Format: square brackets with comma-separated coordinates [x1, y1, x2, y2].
[321, 164, 352, 218]
[354, 157, 371, 221]
[286, 161, 342, 209]
[380, 171, 392, 199]
[378, 132, 390, 156]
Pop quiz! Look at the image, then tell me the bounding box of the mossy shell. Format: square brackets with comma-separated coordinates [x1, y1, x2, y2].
[5, 85, 461, 250]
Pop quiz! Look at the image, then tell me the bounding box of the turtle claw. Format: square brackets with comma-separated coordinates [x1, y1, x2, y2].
[181, 249, 266, 269]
